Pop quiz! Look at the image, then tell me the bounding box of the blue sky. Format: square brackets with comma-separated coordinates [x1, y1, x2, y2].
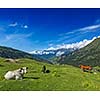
[0, 8, 100, 52]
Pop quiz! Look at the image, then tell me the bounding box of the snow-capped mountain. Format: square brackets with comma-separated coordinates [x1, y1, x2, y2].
[30, 50, 55, 55]
[30, 48, 77, 61]
[30, 36, 98, 60]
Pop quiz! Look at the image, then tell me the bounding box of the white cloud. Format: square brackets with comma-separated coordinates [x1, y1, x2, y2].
[79, 24, 100, 31]
[58, 24, 100, 43]
[98, 36, 100, 38]
[56, 51, 65, 56]
[60, 24, 100, 37]
[47, 47, 57, 50]
[29, 36, 100, 54]
[47, 36, 99, 50]
[9, 22, 18, 27]
[5, 33, 33, 42]
[9, 22, 28, 29]
[30, 23, 100, 53]
[23, 25, 28, 29]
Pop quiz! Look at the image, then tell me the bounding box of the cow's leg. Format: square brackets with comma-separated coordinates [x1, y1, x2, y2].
[82, 69, 85, 72]
[19, 76, 23, 80]
[15, 75, 20, 80]
[15, 74, 23, 80]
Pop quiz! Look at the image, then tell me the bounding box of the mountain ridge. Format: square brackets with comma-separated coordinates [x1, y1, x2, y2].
[0, 46, 52, 64]
[57, 37, 100, 67]
[31, 48, 77, 61]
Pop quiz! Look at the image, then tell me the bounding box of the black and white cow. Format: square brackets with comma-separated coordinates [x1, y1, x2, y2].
[4, 67, 28, 80]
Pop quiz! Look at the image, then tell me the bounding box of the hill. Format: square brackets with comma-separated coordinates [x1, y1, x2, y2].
[0, 46, 52, 64]
[0, 58, 100, 90]
[0, 46, 33, 59]
[57, 38, 100, 67]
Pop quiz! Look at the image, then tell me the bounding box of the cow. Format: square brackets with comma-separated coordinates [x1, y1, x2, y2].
[42, 65, 46, 73]
[41, 65, 50, 73]
[4, 67, 28, 80]
[80, 65, 92, 72]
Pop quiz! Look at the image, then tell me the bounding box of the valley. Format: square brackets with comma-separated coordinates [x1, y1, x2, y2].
[0, 58, 100, 90]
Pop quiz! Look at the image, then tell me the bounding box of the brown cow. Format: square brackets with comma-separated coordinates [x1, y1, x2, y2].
[80, 65, 92, 72]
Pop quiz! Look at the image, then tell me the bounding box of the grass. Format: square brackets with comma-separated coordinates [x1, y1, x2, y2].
[0, 58, 100, 91]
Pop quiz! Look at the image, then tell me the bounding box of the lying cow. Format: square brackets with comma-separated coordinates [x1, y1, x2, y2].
[4, 67, 28, 80]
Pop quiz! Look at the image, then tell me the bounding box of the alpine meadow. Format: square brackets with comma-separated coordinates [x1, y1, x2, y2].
[0, 8, 100, 91]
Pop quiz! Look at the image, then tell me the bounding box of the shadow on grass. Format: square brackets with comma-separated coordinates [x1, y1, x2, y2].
[24, 76, 40, 80]
[0, 64, 4, 67]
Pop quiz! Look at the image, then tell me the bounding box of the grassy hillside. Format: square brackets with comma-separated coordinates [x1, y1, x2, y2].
[57, 38, 100, 67]
[0, 46, 52, 64]
[0, 46, 33, 59]
[0, 58, 100, 90]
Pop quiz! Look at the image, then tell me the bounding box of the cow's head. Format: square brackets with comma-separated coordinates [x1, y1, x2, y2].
[22, 67, 28, 74]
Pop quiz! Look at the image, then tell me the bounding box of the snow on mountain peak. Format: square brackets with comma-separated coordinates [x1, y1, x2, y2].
[56, 51, 65, 56]
[29, 36, 99, 56]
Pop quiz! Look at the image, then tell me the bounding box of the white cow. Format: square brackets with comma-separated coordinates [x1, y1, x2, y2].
[4, 67, 28, 80]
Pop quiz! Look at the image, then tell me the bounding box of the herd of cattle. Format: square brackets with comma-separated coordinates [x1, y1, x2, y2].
[3, 58, 100, 80]
[4, 65, 50, 80]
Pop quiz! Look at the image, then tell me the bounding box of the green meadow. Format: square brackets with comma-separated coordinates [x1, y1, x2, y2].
[0, 58, 100, 91]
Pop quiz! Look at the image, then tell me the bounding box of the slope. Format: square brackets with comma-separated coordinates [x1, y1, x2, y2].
[0, 46, 33, 59]
[57, 38, 100, 66]
[0, 58, 100, 90]
[0, 46, 52, 64]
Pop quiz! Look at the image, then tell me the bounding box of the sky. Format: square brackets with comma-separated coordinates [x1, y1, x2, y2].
[0, 8, 100, 52]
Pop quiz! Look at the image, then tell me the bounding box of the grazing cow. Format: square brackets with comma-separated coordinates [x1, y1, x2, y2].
[4, 67, 28, 80]
[80, 65, 92, 72]
[42, 65, 46, 73]
[41, 65, 50, 73]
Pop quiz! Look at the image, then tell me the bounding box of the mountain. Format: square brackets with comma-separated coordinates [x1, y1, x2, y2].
[0, 46, 33, 59]
[0, 46, 52, 64]
[30, 37, 96, 61]
[30, 48, 76, 61]
[57, 37, 100, 67]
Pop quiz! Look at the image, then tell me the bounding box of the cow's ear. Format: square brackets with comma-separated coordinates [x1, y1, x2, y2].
[20, 68, 23, 70]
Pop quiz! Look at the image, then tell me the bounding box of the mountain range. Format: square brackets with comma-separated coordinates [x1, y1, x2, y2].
[30, 37, 96, 61]
[1, 37, 100, 67]
[57, 37, 100, 67]
[30, 48, 77, 61]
